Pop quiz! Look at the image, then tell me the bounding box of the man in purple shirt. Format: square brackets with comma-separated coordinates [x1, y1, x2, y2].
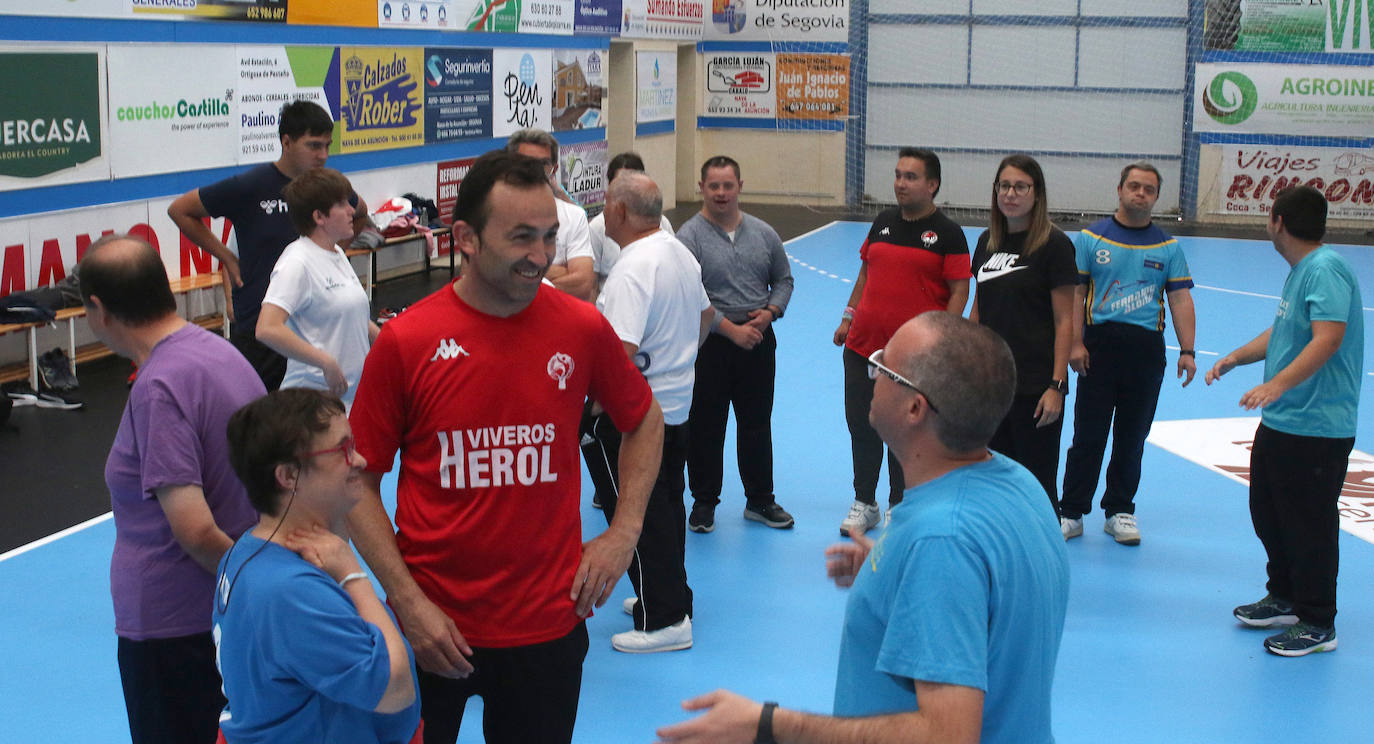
[81, 234, 265, 744]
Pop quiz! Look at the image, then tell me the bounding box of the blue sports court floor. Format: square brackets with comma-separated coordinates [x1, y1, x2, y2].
[3, 221, 1373, 742]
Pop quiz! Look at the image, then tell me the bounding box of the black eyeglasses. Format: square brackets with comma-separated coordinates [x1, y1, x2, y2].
[867, 349, 940, 414]
[995, 181, 1033, 196]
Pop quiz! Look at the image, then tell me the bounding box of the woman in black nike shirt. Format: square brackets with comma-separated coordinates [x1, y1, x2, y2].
[970, 154, 1077, 517]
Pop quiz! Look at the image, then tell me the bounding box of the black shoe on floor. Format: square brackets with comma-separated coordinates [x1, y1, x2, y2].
[688, 503, 715, 533]
[37, 348, 83, 410]
[744, 502, 794, 529]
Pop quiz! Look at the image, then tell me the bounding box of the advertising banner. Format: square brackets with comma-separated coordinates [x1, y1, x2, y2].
[436, 157, 478, 228]
[1211, 145, 1374, 220]
[291, 0, 376, 26]
[553, 49, 607, 130]
[776, 52, 848, 120]
[702, 51, 775, 118]
[379, 0, 457, 28]
[6, 1, 129, 18]
[636, 51, 678, 123]
[1204, 0, 1372, 54]
[0, 220, 31, 298]
[462, 0, 521, 31]
[423, 49, 494, 144]
[237, 46, 333, 164]
[574, 0, 622, 35]
[24, 203, 151, 293]
[130, 0, 288, 22]
[493, 49, 553, 136]
[520, 0, 576, 34]
[107, 45, 239, 178]
[0, 50, 110, 193]
[559, 139, 608, 211]
[622, 0, 705, 39]
[338, 47, 426, 153]
[1194, 63, 1374, 137]
[703, 0, 847, 43]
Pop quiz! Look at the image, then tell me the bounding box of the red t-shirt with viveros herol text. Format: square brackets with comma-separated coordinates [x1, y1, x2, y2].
[349, 285, 653, 648]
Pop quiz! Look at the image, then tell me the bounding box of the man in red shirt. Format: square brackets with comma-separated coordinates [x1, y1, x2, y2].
[347, 150, 664, 743]
[832, 148, 971, 537]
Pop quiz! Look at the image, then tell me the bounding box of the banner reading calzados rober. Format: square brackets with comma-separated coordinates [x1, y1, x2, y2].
[237, 46, 333, 165]
[704, 0, 847, 43]
[1211, 145, 1374, 220]
[107, 45, 239, 178]
[1195, 63, 1374, 137]
[622, 0, 705, 39]
[702, 51, 775, 118]
[776, 53, 847, 120]
[493, 49, 553, 136]
[0, 49, 110, 192]
[338, 47, 425, 153]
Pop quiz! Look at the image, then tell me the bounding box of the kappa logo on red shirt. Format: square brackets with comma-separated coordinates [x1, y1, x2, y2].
[547, 353, 574, 390]
[430, 338, 470, 362]
[921, 230, 938, 247]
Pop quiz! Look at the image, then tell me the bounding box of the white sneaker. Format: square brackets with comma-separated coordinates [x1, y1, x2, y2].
[840, 500, 881, 537]
[611, 615, 692, 653]
[1104, 513, 1141, 545]
[622, 597, 636, 616]
[1060, 517, 1083, 540]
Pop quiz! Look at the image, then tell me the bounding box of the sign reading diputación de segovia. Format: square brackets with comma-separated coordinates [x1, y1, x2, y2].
[339, 48, 425, 153]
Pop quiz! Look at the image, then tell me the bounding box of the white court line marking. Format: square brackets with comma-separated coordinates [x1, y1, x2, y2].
[0, 511, 112, 563]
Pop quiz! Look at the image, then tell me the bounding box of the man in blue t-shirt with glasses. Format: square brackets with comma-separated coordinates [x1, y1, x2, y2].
[1207, 185, 1363, 657]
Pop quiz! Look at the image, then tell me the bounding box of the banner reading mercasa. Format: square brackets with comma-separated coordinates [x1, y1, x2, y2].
[776, 52, 847, 120]
[0, 51, 109, 192]
[1204, 0, 1372, 54]
[238, 46, 333, 165]
[129, 0, 288, 22]
[107, 45, 239, 179]
[623, 0, 705, 40]
[379, 0, 458, 28]
[423, 48, 494, 144]
[559, 139, 609, 212]
[1211, 145, 1374, 221]
[338, 47, 425, 154]
[1195, 63, 1374, 137]
[703, 0, 847, 43]
[702, 51, 774, 118]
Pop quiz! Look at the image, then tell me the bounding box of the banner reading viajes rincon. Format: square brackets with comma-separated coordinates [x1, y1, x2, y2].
[337, 47, 426, 154]
[1204, 0, 1373, 54]
[1211, 144, 1374, 221]
[1195, 63, 1374, 137]
[0, 49, 110, 192]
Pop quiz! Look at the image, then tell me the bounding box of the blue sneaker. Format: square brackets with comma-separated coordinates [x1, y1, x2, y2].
[1264, 622, 1337, 657]
[1234, 594, 1298, 628]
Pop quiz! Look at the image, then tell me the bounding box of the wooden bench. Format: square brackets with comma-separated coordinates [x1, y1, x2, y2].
[0, 272, 227, 387]
[345, 227, 454, 301]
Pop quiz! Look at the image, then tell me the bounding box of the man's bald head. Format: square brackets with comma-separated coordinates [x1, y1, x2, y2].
[79, 234, 176, 326]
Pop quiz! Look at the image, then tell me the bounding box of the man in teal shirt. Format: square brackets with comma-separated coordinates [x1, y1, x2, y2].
[1207, 185, 1363, 657]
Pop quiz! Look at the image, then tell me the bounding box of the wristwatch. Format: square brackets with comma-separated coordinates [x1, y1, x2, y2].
[755, 701, 778, 744]
[1048, 379, 1069, 395]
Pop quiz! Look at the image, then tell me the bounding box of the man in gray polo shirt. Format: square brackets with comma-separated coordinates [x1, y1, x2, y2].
[676, 155, 795, 533]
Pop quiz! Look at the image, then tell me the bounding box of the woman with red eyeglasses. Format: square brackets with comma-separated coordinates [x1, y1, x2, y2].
[211, 389, 421, 744]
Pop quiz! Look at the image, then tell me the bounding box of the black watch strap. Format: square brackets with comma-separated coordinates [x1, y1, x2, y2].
[1049, 379, 1069, 395]
[755, 701, 778, 744]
